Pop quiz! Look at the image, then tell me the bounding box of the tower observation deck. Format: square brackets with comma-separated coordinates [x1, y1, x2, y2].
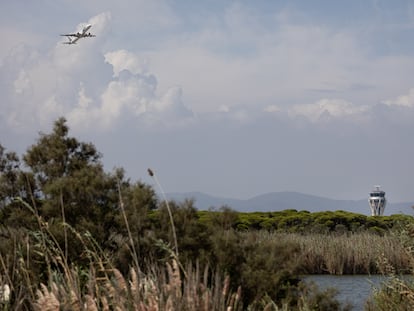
[368, 186, 386, 216]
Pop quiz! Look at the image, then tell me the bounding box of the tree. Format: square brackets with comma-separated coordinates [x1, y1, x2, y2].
[111, 177, 158, 270]
[24, 117, 101, 190]
[0, 144, 38, 229]
[22, 118, 118, 246]
[0, 144, 21, 209]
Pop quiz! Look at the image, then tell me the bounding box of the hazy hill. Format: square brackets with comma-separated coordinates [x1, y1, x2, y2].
[166, 191, 414, 216]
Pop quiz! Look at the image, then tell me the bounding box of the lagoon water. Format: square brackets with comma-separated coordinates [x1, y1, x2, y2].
[304, 275, 388, 311]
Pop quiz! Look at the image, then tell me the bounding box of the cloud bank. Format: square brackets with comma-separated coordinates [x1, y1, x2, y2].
[2, 8, 414, 134]
[2, 2, 414, 202]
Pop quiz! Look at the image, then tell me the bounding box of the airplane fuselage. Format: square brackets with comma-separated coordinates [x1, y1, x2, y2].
[61, 24, 95, 44]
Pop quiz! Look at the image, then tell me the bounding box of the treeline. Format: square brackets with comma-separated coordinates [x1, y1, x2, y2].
[198, 208, 413, 234]
[0, 118, 412, 310]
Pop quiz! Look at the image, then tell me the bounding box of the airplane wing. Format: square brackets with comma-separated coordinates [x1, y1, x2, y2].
[60, 33, 81, 37]
[62, 36, 80, 44]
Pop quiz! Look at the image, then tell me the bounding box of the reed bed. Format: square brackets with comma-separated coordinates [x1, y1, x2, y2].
[0, 229, 337, 311]
[364, 223, 414, 310]
[247, 231, 411, 275]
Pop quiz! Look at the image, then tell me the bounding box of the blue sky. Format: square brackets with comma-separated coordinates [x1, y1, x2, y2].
[2, 0, 414, 204]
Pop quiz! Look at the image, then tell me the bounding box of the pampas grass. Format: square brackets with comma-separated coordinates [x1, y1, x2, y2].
[30, 259, 243, 311]
[1, 197, 245, 310]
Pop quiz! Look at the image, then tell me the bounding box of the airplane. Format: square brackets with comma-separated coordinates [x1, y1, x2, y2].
[61, 24, 95, 45]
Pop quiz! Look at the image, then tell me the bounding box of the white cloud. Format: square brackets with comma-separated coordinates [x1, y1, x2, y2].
[74, 54, 194, 130]
[2, 5, 414, 134]
[148, 9, 376, 115]
[13, 69, 30, 94]
[98, 72, 154, 126]
[383, 88, 414, 107]
[3, 1, 414, 202]
[66, 84, 96, 129]
[288, 99, 369, 122]
[264, 105, 281, 113]
[104, 50, 149, 77]
[0, 11, 194, 132]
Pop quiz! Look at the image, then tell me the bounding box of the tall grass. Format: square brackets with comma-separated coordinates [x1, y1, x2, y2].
[0, 199, 245, 310]
[148, 168, 179, 258]
[249, 231, 411, 275]
[0, 198, 349, 310]
[364, 222, 414, 310]
[0, 194, 362, 310]
[31, 259, 243, 311]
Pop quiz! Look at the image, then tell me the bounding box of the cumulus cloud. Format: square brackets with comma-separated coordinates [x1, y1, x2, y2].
[0, 11, 194, 133]
[0, 12, 113, 131]
[2, 4, 414, 136]
[67, 54, 194, 130]
[383, 88, 414, 107]
[104, 50, 149, 77]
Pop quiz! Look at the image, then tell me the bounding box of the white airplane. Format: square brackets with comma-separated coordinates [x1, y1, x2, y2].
[61, 24, 95, 45]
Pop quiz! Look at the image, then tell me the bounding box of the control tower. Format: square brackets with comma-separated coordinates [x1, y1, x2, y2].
[368, 186, 386, 216]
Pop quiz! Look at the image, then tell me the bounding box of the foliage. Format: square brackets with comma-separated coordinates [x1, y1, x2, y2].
[365, 221, 414, 310]
[298, 281, 353, 311]
[1, 117, 413, 309]
[0, 145, 22, 208]
[22, 118, 118, 242]
[227, 210, 413, 234]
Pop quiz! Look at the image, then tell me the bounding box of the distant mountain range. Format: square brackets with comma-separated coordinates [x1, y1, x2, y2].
[166, 191, 414, 216]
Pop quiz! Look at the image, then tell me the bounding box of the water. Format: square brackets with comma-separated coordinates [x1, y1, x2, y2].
[304, 275, 388, 311]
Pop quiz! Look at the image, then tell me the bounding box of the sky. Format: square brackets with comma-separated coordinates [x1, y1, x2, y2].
[2, 0, 414, 203]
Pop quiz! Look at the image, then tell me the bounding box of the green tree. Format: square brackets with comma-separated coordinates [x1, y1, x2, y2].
[112, 177, 158, 270]
[21, 118, 119, 248]
[0, 144, 22, 208]
[153, 199, 212, 264]
[0, 144, 37, 228]
[208, 205, 239, 230]
[23, 117, 101, 195]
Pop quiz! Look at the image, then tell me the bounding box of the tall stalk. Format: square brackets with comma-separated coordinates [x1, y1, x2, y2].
[148, 168, 179, 258]
[59, 189, 68, 260]
[117, 180, 140, 270]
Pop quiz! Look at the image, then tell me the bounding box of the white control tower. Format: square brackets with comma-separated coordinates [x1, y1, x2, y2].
[368, 186, 386, 216]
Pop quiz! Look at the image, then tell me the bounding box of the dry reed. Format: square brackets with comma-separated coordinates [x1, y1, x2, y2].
[29, 259, 244, 311]
[247, 231, 411, 275]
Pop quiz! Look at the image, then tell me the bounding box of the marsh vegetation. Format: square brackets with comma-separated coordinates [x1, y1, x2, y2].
[0, 118, 413, 310]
